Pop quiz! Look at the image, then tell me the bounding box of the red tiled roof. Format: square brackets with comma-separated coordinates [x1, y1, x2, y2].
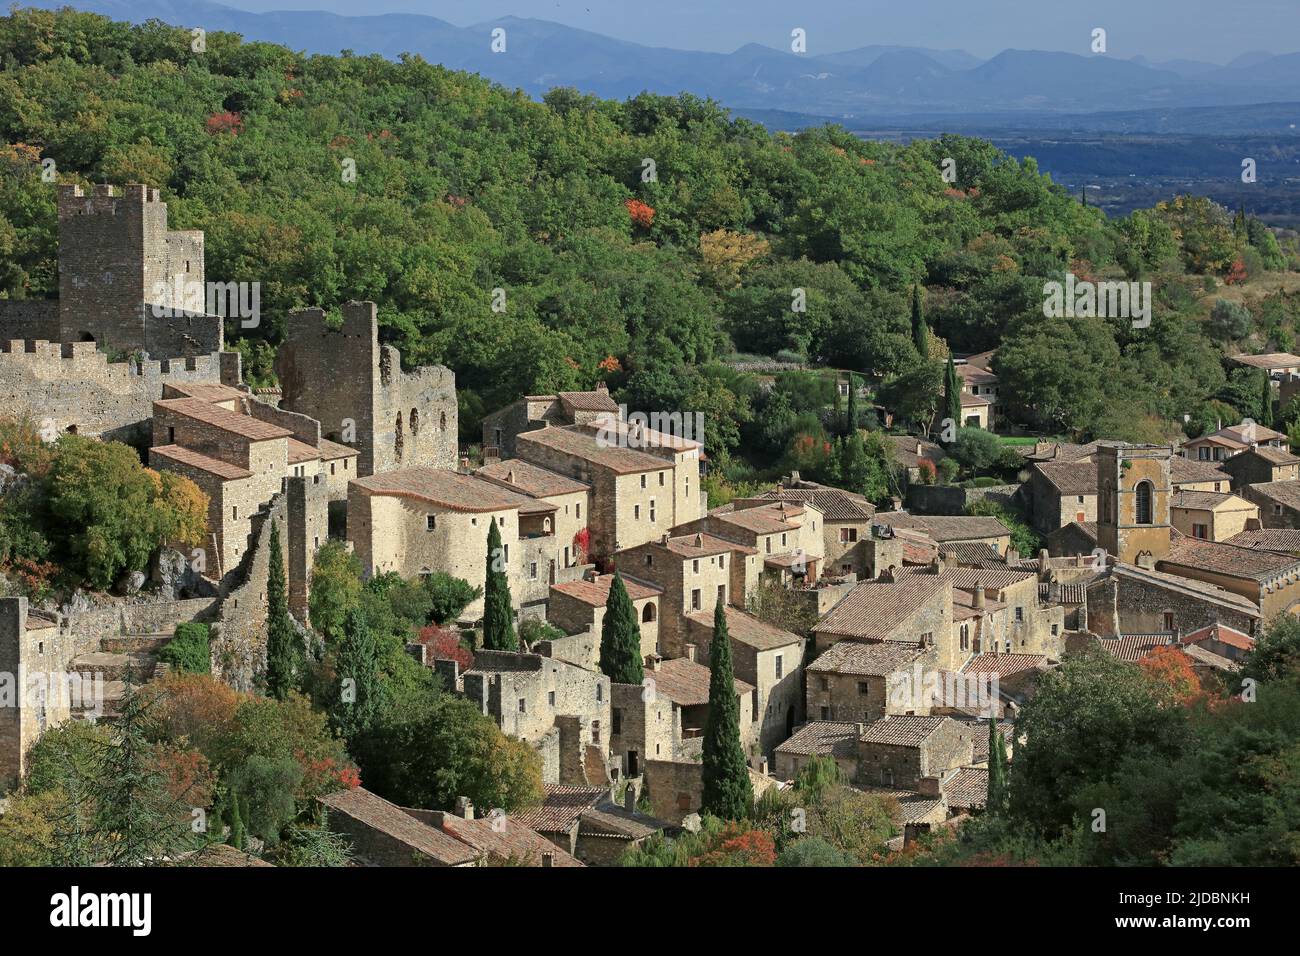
[684, 605, 803, 651]
[813, 575, 948, 642]
[287, 438, 320, 464]
[352, 468, 538, 513]
[807, 640, 923, 677]
[1034, 460, 1098, 497]
[476, 458, 590, 498]
[655, 532, 756, 558]
[557, 388, 619, 413]
[510, 785, 604, 835]
[774, 721, 861, 759]
[875, 512, 1010, 543]
[318, 438, 357, 461]
[1183, 622, 1253, 651]
[711, 501, 807, 534]
[163, 382, 245, 403]
[551, 574, 662, 607]
[960, 652, 1049, 680]
[1170, 457, 1230, 486]
[1160, 536, 1300, 583]
[859, 714, 951, 747]
[318, 787, 477, 865]
[1224, 528, 1300, 554]
[943, 767, 989, 810]
[646, 656, 752, 706]
[755, 483, 875, 522]
[517, 426, 667, 475]
[154, 397, 291, 441]
[150, 444, 252, 481]
[437, 813, 584, 866]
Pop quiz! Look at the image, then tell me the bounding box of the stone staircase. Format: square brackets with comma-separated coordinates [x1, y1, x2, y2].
[69, 632, 172, 720]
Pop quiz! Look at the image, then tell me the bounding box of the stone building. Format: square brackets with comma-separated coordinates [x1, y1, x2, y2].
[614, 532, 759, 659]
[903, 564, 1065, 659]
[346, 468, 537, 620]
[681, 605, 806, 760]
[1095, 443, 1172, 566]
[643, 653, 756, 758]
[1169, 490, 1259, 541]
[516, 425, 701, 559]
[475, 458, 592, 569]
[1169, 457, 1231, 492]
[1239, 480, 1300, 529]
[549, 574, 662, 661]
[811, 573, 954, 662]
[806, 641, 930, 724]
[750, 475, 885, 577]
[673, 500, 826, 587]
[609, 681, 677, 778]
[1155, 536, 1300, 620]
[1027, 460, 1097, 534]
[1220, 446, 1300, 488]
[1182, 422, 1289, 462]
[1084, 563, 1261, 638]
[461, 650, 612, 787]
[275, 301, 457, 480]
[318, 787, 478, 867]
[873, 513, 1012, 557]
[481, 384, 620, 459]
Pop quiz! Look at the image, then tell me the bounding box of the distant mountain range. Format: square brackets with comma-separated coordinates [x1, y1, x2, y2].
[23, 0, 1300, 130]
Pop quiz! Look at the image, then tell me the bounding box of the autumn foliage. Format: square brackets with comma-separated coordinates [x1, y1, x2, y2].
[689, 822, 776, 867]
[415, 624, 475, 671]
[624, 198, 655, 228]
[1138, 645, 1204, 707]
[205, 110, 243, 135]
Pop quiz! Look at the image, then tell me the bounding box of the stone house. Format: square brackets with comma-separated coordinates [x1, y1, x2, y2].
[1239, 480, 1300, 528]
[1182, 423, 1289, 463]
[1169, 490, 1259, 541]
[904, 564, 1065, 659]
[549, 574, 663, 661]
[773, 720, 862, 781]
[641, 759, 777, 825]
[643, 653, 756, 759]
[510, 784, 670, 866]
[481, 384, 620, 459]
[1156, 536, 1300, 620]
[681, 605, 806, 761]
[886, 435, 946, 482]
[1027, 460, 1097, 534]
[750, 476, 888, 577]
[1220, 446, 1300, 488]
[1224, 527, 1300, 556]
[805, 640, 929, 724]
[1045, 520, 1098, 558]
[516, 425, 700, 559]
[421, 800, 584, 867]
[614, 532, 759, 659]
[318, 787, 478, 867]
[856, 714, 976, 791]
[347, 468, 537, 620]
[460, 650, 612, 787]
[811, 573, 954, 663]
[609, 681, 678, 777]
[1169, 456, 1231, 493]
[874, 513, 1012, 558]
[958, 390, 993, 430]
[672, 499, 826, 587]
[475, 458, 592, 569]
[1085, 562, 1261, 638]
[956, 359, 1002, 421]
[1182, 622, 1254, 664]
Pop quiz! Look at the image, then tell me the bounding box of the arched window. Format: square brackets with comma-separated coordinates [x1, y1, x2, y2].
[642, 603, 656, 623]
[410, 408, 419, 436]
[1135, 480, 1153, 525]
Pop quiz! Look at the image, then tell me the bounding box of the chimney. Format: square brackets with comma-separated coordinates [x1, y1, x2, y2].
[758, 757, 769, 775]
[879, 566, 895, 583]
[661, 532, 670, 544]
[789, 470, 801, 484]
[506, 469, 515, 484]
[1246, 517, 1262, 531]
[685, 643, 697, 662]
[455, 796, 474, 820]
[916, 775, 942, 798]
[596, 381, 608, 393]
[651, 656, 661, 671]
[856, 722, 865, 736]
[694, 533, 703, 547]
[541, 851, 554, 868]
[624, 786, 636, 812]
[973, 583, 985, 609]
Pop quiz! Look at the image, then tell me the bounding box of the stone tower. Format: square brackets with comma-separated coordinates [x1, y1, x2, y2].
[275, 301, 457, 478]
[56, 183, 218, 357]
[1096, 443, 1172, 567]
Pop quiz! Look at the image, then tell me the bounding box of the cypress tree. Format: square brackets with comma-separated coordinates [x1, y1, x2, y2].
[1260, 374, 1274, 428]
[330, 607, 388, 743]
[943, 355, 962, 434]
[987, 716, 1009, 815]
[911, 284, 928, 359]
[599, 571, 644, 684]
[845, 373, 859, 436]
[265, 521, 299, 700]
[701, 602, 753, 820]
[482, 519, 517, 650]
[228, 788, 245, 850]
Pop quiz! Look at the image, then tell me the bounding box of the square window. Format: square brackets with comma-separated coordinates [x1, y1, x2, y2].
[548, 691, 555, 707]
[426, 515, 436, 531]
[518, 698, 527, 713]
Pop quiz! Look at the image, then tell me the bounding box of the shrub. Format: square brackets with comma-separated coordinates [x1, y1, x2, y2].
[158, 622, 211, 674]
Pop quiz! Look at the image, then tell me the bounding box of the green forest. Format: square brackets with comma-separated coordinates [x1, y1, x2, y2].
[2, 6, 1298, 501]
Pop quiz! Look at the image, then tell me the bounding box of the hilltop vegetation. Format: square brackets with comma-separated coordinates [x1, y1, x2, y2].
[2, 7, 1299, 490]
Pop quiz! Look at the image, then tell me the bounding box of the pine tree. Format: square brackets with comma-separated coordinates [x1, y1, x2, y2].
[986, 716, 1009, 815]
[264, 521, 300, 700]
[599, 571, 644, 684]
[330, 607, 389, 742]
[701, 602, 753, 820]
[845, 373, 859, 436]
[911, 284, 928, 359]
[95, 671, 201, 865]
[482, 519, 517, 650]
[946, 356, 967, 437]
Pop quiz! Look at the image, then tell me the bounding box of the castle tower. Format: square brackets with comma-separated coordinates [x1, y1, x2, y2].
[1096, 443, 1171, 567]
[274, 301, 457, 478]
[57, 183, 214, 357]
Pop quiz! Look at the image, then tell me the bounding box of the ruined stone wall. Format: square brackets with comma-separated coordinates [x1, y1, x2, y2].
[0, 300, 59, 343]
[276, 302, 456, 479]
[609, 682, 674, 777]
[0, 340, 224, 442]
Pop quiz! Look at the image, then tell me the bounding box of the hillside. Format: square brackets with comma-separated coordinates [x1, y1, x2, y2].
[1, 6, 1298, 495]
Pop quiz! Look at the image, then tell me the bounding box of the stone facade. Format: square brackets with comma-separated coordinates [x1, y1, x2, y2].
[1095, 443, 1172, 566]
[1084, 564, 1261, 638]
[275, 302, 457, 479]
[609, 681, 677, 778]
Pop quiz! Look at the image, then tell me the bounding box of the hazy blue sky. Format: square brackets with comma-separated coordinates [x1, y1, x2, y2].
[219, 0, 1300, 62]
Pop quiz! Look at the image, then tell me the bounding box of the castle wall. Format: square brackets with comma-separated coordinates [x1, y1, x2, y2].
[0, 339, 224, 442]
[276, 302, 457, 479]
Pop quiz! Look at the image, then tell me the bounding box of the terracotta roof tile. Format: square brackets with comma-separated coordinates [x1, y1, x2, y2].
[318, 787, 478, 865]
[155, 397, 291, 441]
[551, 574, 662, 607]
[507, 784, 603, 835]
[476, 458, 591, 497]
[647, 656, 752, 706]
[875, 512, 1010, 543]
[960, 652, 1049, 680]
[352, 468, 534, 513]
[774, 721, 860, 759]
[684, 606, 803, 651]
[150, 444, 252, 481]
[1034, 460, 1098, 497]
[943, 767, 989, 810]
[1170, 457, 1230, 486]
[1224, 528, 1300, 553]
[807, 640, 924, 677]
[436, 813, 584, 866]
[517, 426, 667, 475]
[557, 388, 619, 413]
[1160, 536, 1300, 582]
[813, 576, 948, 642]
[756, 484, 875, 522]
[859, 714, 950, 747]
